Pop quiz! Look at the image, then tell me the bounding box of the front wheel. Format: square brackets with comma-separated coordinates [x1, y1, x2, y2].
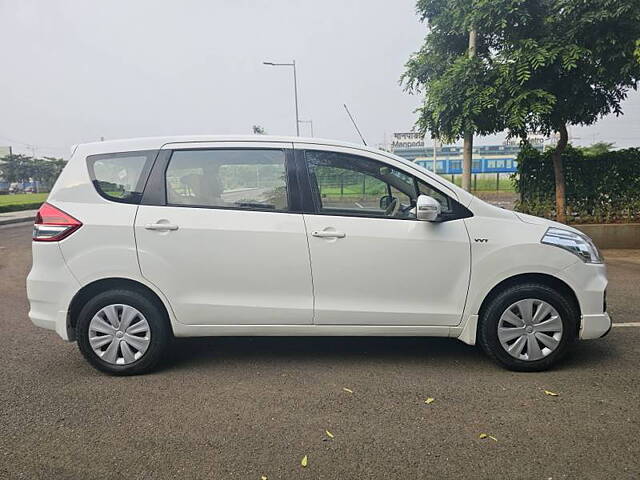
[478, 283, 579, 372]
[76, 289, 170, 375]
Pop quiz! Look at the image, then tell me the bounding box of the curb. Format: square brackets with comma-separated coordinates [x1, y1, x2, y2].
[0, 216, 35, 227]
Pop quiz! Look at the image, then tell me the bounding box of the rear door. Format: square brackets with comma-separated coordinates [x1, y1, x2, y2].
[135, 142, 313, 325]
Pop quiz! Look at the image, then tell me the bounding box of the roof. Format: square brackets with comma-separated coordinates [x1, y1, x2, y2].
[74, 135, 384, 158]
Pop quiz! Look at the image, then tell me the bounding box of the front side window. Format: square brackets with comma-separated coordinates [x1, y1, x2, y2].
[305, 150, 452, 219]
[165, 149, 288, 211]
[87, 150, 156, 204]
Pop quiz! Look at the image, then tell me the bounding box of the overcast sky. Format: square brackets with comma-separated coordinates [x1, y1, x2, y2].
[1, 0, 639, 158]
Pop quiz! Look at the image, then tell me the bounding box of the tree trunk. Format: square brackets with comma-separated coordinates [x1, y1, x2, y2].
[462, 28, 477, 193]
[552, 124, 569, 223]
[462, 131, 473, 191]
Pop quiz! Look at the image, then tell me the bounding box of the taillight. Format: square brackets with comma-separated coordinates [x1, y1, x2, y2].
[33, 202, 82, 242]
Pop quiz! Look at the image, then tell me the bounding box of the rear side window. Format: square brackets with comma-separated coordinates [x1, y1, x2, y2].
[165, 149, 288, 211]
[87, 150, 156, 204]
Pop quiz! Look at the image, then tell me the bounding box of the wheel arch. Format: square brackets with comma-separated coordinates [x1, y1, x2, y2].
[477, 273, 581, 326]
[66, 277, 174, 341]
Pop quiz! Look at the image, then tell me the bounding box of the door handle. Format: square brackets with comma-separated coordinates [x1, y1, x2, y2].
[145, 223, 179, 231]
[311, 230, 346, 239]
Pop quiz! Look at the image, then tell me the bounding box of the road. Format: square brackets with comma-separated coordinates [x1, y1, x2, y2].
[1, 223, 638, 479]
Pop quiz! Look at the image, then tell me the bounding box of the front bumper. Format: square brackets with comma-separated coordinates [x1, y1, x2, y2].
[556, 260, 611, 340]
[580, 312, 612, 339]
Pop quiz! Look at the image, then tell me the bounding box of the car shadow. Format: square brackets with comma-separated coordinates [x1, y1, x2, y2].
[161, 336, 480, 370]
[157, 334, 620, 373]
[561, 335, 621, 369]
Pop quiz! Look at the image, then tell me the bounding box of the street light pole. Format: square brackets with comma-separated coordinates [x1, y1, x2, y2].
[292, 60, 300, 136]
[263, 60, 300, 136]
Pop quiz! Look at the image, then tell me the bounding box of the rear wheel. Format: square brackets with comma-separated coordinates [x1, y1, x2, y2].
[76, 289, 169, 375]
[478, 283, 579, 371]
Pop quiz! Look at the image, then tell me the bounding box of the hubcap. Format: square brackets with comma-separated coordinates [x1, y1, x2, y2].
[497, 299, 563, 361]
[88, 304, 151, 365]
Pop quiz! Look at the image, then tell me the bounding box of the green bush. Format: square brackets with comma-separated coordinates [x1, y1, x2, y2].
[514, 144, 640, 224]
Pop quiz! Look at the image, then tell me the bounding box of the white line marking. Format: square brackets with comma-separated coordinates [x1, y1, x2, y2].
[612, 322, 640, 328]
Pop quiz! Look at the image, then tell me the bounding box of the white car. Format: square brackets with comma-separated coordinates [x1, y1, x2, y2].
[27, 136, 611, 375]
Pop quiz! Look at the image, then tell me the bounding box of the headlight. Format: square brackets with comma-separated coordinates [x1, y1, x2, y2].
[541, 227, 603, 264]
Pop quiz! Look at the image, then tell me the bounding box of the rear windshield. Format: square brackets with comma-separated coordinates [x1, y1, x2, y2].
[87, 150, 156, 203]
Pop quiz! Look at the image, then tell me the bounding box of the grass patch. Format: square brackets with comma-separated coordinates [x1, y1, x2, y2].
[443, 174, 516, 192]
[0, 193, 48, 213]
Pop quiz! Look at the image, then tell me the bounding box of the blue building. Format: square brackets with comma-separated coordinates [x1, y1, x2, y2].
[390, 136, 545, 175]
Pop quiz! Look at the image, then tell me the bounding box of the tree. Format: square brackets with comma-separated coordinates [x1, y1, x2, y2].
[402, 1, 506, 191]
[491, 0, 640, 222]
[0, 154, 33, 183]
[404, 0, 640, 223]
[0, 154, 66, 190]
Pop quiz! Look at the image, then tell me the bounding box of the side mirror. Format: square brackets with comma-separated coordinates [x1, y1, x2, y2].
[416, 194, 441, 222]
[379, 195, 393, 209]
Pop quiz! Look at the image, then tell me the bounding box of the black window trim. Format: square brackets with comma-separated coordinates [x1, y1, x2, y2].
[140, 146, 302, 214]
[87, 149, 159, 205]
[297, 148, 472, 222]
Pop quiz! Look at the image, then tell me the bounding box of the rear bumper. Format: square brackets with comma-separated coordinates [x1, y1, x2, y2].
[580, 312, 612, 339]
[27, 242, 80, 341]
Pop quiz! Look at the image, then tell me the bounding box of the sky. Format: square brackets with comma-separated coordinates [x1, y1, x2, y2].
[1, 0, 639, 159]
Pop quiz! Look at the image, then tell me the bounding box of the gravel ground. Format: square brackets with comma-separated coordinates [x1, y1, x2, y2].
[1, 223, 639, 479]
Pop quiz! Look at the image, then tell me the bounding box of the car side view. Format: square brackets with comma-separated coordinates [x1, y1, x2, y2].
[27, 136, 611, 375]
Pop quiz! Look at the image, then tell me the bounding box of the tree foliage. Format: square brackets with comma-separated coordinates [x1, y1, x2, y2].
[402, 1, 504, 142]
[0, 154, 66, 189]
[579, 142, 615, 156]
[404, 0, 640, 137]
[403, 0, 640, 222]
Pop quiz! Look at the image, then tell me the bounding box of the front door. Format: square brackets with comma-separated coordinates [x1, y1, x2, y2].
[135, 143, 313, 325]
[299, 146, 471, 326]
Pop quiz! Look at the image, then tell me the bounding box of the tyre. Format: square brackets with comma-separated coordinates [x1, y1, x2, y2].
[76, 288, 170, 375]
[477, 283, 579, 372]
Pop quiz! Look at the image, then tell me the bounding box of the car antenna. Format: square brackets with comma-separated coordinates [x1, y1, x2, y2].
[343, 103, 367, 146]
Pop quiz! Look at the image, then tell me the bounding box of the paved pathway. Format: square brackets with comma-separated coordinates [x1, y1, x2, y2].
[0, 209, 37, 226]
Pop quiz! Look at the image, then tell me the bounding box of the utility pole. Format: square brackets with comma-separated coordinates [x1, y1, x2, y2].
[462, 28, 477, 192]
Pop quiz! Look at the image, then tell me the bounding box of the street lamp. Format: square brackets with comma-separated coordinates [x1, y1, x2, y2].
[263, 60, 300, 136]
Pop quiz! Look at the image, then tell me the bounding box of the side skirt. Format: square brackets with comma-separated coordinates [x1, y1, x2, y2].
[172, 323, 457, 338]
